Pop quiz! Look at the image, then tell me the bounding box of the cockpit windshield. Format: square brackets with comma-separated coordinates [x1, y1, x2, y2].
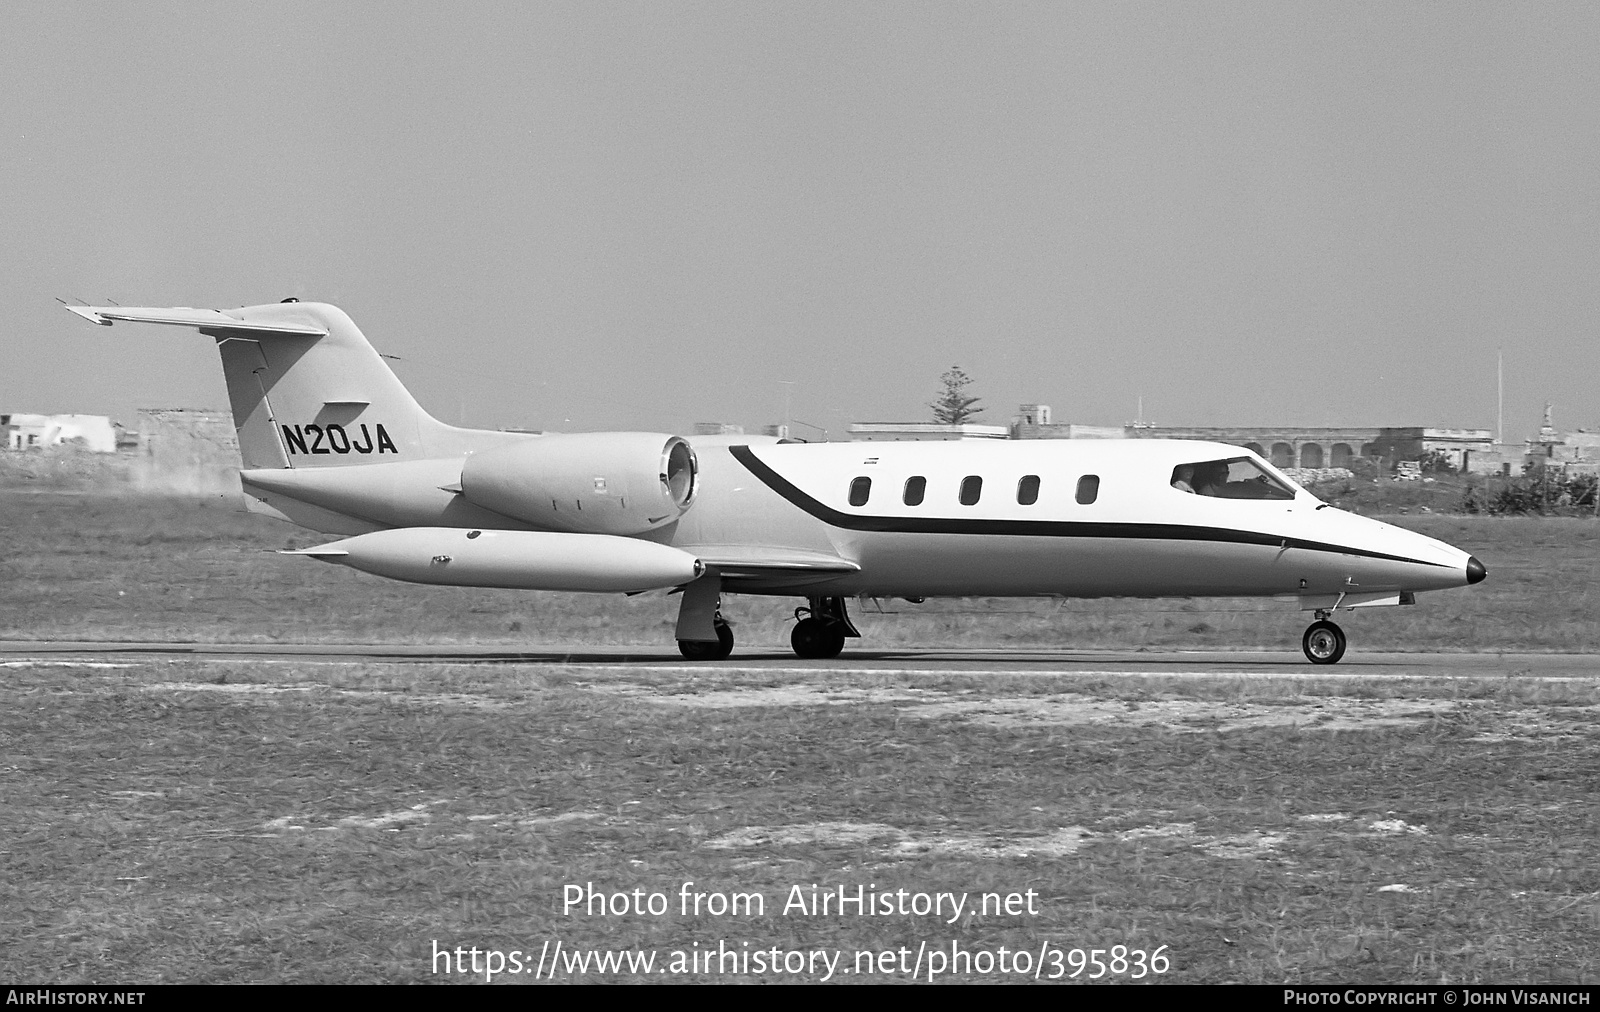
[1170, 457, 1296, 501]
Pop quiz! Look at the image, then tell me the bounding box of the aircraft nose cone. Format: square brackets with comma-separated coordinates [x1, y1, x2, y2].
[1466, 556, 1487, 585]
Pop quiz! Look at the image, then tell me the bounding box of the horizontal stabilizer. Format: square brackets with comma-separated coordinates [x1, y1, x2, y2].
[62, 304, 327, 337]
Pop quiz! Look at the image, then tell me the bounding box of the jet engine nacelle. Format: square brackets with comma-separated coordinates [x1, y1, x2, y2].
[459, 432, 697, 535]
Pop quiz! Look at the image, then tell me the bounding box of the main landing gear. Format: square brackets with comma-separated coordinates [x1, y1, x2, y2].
[1302, 611, 1347, 665]
[791, 597, 860, 660]
[674, 582, 859, 662]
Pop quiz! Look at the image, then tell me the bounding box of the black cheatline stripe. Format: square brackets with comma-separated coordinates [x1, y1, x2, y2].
[729, 445, 1452, 569]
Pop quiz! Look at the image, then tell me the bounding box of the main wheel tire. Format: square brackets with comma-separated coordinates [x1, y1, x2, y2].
[791, 617, 846, 659]
[1302, 620, 1347, 665]
[679, 618, 734, 661]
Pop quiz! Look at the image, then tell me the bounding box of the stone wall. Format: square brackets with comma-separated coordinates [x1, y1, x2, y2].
[1126, 426, 1381, 469]
[131, 408, 240, 495]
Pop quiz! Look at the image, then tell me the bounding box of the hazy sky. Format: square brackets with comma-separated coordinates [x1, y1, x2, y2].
[3, 2, 1596, 442]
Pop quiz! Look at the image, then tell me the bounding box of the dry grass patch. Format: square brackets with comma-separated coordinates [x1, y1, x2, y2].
[2, 657, 1596, 983]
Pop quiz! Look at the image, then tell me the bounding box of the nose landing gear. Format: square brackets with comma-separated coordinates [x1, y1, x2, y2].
[1302, 612, 1347, 665]
[676, 571, 734, 660]
[679, 615, 734, 661]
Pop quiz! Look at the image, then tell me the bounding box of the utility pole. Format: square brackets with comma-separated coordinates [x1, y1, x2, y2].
[1497, 349, 1503, 446]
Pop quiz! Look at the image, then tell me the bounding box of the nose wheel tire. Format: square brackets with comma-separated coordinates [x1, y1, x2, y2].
[1302, 620, 1346, 665]
[679, 617, 734, 661]
[791, 617, 846, 659]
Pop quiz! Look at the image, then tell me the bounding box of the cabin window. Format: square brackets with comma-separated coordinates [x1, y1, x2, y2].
[848, 476, 872, 507]
[1170, 458, 1294, 500]
[959, 475, 982, 506]
[1075, 475, 1099, 505]
[1017, 474, 1040, 506]
[903, 476, 926, 506]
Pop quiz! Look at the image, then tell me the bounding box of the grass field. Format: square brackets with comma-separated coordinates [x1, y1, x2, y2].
[1, 657, 1596, 983]
[2, 490, 1597, 984]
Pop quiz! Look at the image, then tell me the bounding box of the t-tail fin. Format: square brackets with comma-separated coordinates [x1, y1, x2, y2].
[66, 301, 485, 469]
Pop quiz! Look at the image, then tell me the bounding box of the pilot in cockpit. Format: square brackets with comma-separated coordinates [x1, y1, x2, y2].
[1173, 458, 1294, 499]
[1194, 461, 1231, 497]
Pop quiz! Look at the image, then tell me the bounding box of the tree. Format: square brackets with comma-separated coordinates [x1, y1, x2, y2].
[929, 365, 983, 425]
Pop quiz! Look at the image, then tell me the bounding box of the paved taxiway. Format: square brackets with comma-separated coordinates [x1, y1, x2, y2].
[2, 641, 1598, 681]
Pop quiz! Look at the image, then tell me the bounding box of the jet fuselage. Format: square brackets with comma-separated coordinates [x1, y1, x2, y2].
[672, 437, 1478, 604]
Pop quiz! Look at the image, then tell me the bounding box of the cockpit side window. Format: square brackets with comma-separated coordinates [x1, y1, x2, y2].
[1171, 458, 1295, 500]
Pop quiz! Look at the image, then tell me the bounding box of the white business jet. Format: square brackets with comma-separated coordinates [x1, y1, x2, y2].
[66, 300, 1485, 664]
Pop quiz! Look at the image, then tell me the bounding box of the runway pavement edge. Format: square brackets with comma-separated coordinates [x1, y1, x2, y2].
[3, 640, 1598, 679]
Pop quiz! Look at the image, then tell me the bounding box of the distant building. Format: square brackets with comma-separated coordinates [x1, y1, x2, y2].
[1462, 444, 1524, 476]
[849, 403, 1519, 471]
[1524, 406, 1600, 476]
[1, 413, 119, 453]
[1126, 425, 1494, 471]
[1554, 430, 1600, 476]
[1011, 404, 1128, 439]
[693, 422, 745, 436]
[1363, 427, 1495, 473]
[1004, 405, 1507, 471]
[1125, 426, 1382, 469]
[1012, 421, 1129, 440]
[848, 422, 1010, 441]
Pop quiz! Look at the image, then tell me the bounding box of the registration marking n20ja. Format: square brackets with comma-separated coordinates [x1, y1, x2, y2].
[282, 423, 398, 456]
